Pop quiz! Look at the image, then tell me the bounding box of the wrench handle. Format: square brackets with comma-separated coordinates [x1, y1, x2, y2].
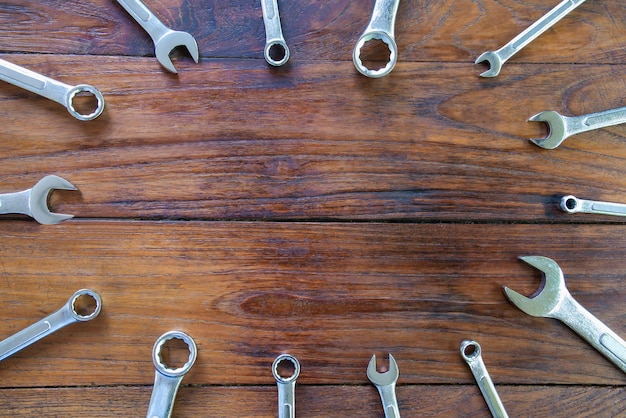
[116, 0, 170, 42]
[572, 106, 626, 135]
[0, 58, 71, 106]
[0, 189, 32, 217]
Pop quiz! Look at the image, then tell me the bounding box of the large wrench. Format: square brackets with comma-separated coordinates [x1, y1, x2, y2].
[353, 0, 400, 78]
[0, 289, 101, 362]
[475, 0, 587, 77]
[261, 0, 290, 66]
[272, 353, 300, 418]
[529, 106, 626, 149]
[504, 256, 626, 374]
[0, 57, 104, 121]
[116, 0, 199, 74]
[367, 354, 400, 418]
[560, 195, 626, 217]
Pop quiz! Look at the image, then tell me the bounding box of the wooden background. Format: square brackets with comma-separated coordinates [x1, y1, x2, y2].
[0, 0, 625, 416]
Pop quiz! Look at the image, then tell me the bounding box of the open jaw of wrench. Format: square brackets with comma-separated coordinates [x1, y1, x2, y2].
[261, 0, 290, 66]
[0, 58, 104, 121]
[0, 175, 77, 224]
[273, 353, 300, 418]
[367, 354, 400, 418]
[353, 0, 400, 78]
[504, 256, 626, 373]
[147, 331, 197, 418]
[560, 195, 626, 217]
[528, 106, 626, 149]
[475, 0, 586, 77]
[116, 0, 199, 74]
[0, 289, 101, 362]
[460, 340, 508, 418]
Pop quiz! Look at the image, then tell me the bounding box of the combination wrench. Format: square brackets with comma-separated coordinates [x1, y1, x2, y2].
[261, 0, 290, 66]
[505, 256, 626, 374]
[0, 289, 102, 362]
[475, 0, 586, 77]
[560, 195, 626, 217]
[0, 57, 104, 121]
[273, 353, 300, 418]
[367, 353, 400, 418]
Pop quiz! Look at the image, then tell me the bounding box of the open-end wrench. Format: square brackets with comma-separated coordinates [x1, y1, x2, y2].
[272, 353, 300, 418]
[460, 340, 508, 418]
[475, 0, 586, 77]
[116, 0, 199, 74]
[367, 354, 400, 418]
[261, 0, 290, 66]
[529, 106, 626, 149]
[353, 0, 400, 78]
[0, 57, 104, 121]
[504, 256, 626, 373]
[0, 289, 101, 362]
[147, 331, 197, 418]
[560, 195, 626, 217]
[0, 175, 77, 224]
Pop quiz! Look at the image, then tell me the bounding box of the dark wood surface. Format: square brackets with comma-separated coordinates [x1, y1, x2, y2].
[0, 1, 625, 416]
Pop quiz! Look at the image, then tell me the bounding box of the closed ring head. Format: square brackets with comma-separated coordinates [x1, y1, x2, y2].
[353, 31, 397, 78]
[65, 84, 105, 121]
[152, 331, 197, 378]
[265, 41, 290, 66]
[272, 353, 300, 383]
[68, 289, 102, 322]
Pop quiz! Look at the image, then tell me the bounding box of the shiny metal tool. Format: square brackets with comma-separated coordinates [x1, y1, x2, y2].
[0, 289, 101, 362]
[560, 195, 626, 217]
[504, 256, 626, 373]
[460, 340, 508, 418]
[261, 0, 289, 66]
[147, 331, 197, 418]
[475, 0, 586, 77]
[272, 353, 300, 418]
[529, 106, 626, 149]
[367, 354, 400, 418]
[0, 57, 104, 121]
[116, 0, 199, 73]
[353, 0, 400, 78]
[0, 175, 77, 224]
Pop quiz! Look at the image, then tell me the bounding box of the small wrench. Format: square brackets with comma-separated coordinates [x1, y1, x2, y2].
[560, 195, 626, 217]
[0, 57, 104, 121]
[529, 106, 626, 149]
[475, 0, 586, 77]
[0, 175, 77, 224]
[460, 340, 508, 418]
[147, 331, 197, 418]
[116, 0, 199, 74]
[0, 289, 101, 362]
[272, 353, 300, 418]
[261, 0, 290, 66]
[504, 256, 626, 373]
[353, 0, 400, 78]
[367, 354, 400, 418]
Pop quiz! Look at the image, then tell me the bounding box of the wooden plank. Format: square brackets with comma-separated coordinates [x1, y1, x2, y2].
[0, 0, 624, 64]
[0, 221, 625, 387]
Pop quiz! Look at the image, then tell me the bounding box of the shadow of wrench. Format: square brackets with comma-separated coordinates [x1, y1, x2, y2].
[117, 0, 199, 74]
[0, 175, 77, 224]
[367, 353, 401, 418]
[504, 256, 626, 374]
[528, 106, 626, 149]
[475, 0, 586, 77]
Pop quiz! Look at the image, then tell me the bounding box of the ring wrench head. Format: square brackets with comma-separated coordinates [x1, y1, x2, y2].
[528, 111, 568, 149]
[152, 331, 197, 378]
[65, 84, 105, 121]
[265, 40, 290, 67]
[353, 31, 398, 78]
[29, 175, 77, 224]
[560, 195, 582, 214]
[272, 353, 300, 383]
[67, 289, 102, 322]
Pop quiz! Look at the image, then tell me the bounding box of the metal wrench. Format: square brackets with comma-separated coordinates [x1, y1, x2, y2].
[0, 289, 101, 362]
[560, 195, 626, 217]
[529, 106, 626, 149]
[0, 175, 77, 224]
[116, 0, 199, 74]
[0, 57, 104, 121]
[504, 256, 626, 373]
[460, 340, 508, 418]
[147, 331, 197, 418]
[261, 0, 290, 66]
[367, 354, 400, 418]
[272, 353, 300, 418]
[353, 0, 400, 78]
[475, 0, 586, 77]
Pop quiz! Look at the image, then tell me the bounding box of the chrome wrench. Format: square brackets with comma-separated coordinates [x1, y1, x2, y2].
[0, 57, 104, 121]
[367, 354, 400, 418]
[272, 353, 300, 418]
[460, 340, 508, 418]
[475, 0, 586, 77]
[560, 195, 626, 217]
[529, 106, 626, 149]
[0, 289, 102, 362]
[147, 331, 197, 418]
[261, 0, 290, 66]
[505, 256, 626, 373]
[353, 0, 400, 78]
